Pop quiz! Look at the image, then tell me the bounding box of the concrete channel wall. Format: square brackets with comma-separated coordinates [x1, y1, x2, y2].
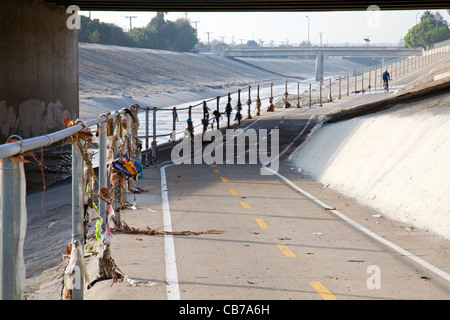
[289, 86, 450, 240]
[0, 0, 79, 144]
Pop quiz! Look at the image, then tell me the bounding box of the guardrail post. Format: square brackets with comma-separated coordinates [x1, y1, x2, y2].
[267, 83, 274, 112]
[113, 117, 121, 221]
[309, 83, 312, 108]
[361, 71, 364, 93]
[152, 107, 157, 163]
[216, 96, 221, 126]
[374, 68, 377, 91]
[172, 107, 177, 146]
[71, 140, 85, 300]
[145, 107, 150, 165]
[283, 81, 290, 109]
[347, 75, 349, 96]
[98, 121, 108, 222]
[0, 157, 27, 300]
[247, 85, 252, 118]
[319, 81, 322, 106]
[329, 78, 332, 99]
[393, 61, 397, 79]
[256, 86, 261, 115]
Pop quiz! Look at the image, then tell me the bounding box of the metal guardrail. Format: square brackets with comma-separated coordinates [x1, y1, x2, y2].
[0, 108, 131, 299]
[0, 44, 449, 300]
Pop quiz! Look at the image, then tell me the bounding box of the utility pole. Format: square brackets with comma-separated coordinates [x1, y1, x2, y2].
[192, 21, 199, 32]
[318, 32, 324, 46]
[205, 32, 212, 49]
[125, 16, 137, 31]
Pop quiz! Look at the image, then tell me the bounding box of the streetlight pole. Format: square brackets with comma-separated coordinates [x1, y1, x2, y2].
[306, 15, 310, 45]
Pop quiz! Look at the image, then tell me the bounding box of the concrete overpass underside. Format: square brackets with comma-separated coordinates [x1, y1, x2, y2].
[1, 0, 448, 143]
[45, 0, 449, 11]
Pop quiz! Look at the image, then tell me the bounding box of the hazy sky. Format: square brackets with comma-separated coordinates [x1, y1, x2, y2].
[80, 9, 450, 46]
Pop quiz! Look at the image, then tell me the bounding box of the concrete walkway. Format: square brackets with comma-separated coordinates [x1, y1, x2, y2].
[84, 88, 450, 300]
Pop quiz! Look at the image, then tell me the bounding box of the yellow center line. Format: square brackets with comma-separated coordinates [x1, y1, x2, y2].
[213, 169, 220, 173]
[240, 202, 251, 209]
[228, 189, 238, 195]
[211, 164, 217, 168]
[220, 177, 228, 182]
[309, 282, 337, 300]
[254, 218, 268, 229]
[276, 244, 296, 257]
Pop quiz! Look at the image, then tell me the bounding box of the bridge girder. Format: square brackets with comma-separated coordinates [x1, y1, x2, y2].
[44, 0, 449, 11]
[224, 47, 423, 59]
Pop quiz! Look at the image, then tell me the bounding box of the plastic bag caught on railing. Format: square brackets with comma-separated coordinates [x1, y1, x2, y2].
[111, 156, 139, 179]
[62, 240, 90, 300]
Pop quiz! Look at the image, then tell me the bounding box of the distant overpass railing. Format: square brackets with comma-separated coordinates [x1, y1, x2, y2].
[305, 44, 450, 105]
[0, 42, 448, 300]
[223, 46, 423, 58]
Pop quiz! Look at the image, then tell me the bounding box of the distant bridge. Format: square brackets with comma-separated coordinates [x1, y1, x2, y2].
[223, 46, 423, 80]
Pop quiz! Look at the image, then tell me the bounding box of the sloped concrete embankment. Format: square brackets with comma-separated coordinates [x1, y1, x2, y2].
[289, 90, 450, 240]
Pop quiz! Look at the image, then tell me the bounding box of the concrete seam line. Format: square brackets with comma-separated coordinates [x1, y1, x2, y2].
[262, 165, 450, 283]
[160, 164, 181, 300]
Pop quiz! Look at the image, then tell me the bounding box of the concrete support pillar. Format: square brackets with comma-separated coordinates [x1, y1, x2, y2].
[315, 51, 324, 81]
[0, 0, 79, 144]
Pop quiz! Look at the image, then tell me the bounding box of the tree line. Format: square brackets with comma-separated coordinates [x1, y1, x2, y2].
[78, 11, 450, 52]
[404, 11, 450, 48]
[78, 13, 198, 52]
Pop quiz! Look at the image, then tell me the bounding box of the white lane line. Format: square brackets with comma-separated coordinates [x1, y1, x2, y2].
[160, 164, 181, 300]
[262, 165, 450, 283]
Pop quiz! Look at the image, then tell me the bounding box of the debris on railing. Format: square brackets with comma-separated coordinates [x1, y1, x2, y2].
[255, 85, 262, 115]
[225, 93, 233, 128]
[234, 89, 243, 125]
[246, 86, 252, 119]
[267, 83, 275, 112]
[283, 81, 291, 109]
[62, 240, 90, 300]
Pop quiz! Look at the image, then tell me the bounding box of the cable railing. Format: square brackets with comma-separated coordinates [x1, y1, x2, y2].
[0, 43, 448, 300]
